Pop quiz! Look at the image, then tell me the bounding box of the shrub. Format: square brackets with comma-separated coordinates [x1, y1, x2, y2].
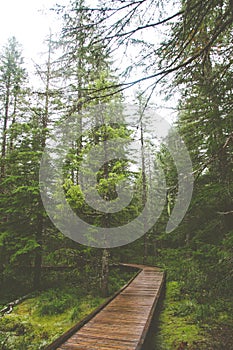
[37, 290, 73, 316]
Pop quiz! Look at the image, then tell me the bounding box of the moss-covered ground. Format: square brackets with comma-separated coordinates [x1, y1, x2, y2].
[153, 280, 233, 349]
[0, 291, 105, 350]
[151, 247, 233, 350]
[0, 267, 135, 350]
[153, 281, 210, 349]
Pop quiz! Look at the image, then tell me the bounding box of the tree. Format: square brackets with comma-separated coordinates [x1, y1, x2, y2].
[57, 0, 233, 101]
[32, 32, 59, 289]
[0, 38, 29, 287]
[153, 0, 233, 299]
[0, 37, 26, 180]
[55, 0, 128, 296]
[0, 34, 61, 290]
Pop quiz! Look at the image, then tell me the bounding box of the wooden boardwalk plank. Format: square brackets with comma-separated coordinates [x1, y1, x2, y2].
[47, 264, 165, 350]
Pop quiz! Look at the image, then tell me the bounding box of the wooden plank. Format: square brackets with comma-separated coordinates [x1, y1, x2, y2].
[46, 264, 165, 350]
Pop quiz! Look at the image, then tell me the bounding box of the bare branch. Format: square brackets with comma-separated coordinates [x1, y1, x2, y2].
[217, 211, 233, 215]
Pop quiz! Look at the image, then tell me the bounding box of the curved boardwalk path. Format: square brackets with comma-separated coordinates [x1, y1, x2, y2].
[46, 264, 165, 350]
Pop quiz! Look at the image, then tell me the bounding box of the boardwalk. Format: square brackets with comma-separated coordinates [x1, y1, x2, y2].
[47, 264, 165, 350]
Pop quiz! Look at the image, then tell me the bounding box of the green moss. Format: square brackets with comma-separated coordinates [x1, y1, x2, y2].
[154, 281, 210, 349]
[0, 290, 105, 350]
[0, 268, 133, 350]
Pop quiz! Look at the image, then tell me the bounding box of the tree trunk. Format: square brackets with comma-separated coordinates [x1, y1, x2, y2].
[153, 237, 158, 258]
[33, 248, 42, 289]
[33, 213, 43, 289]
[101, 248, 110, 297]
[185, 231, 190, 246]
[9, 94, 17, 151]
[1, 83, 10, 180]
[140, 118, 148, 264]
[33, 34, 52, 290]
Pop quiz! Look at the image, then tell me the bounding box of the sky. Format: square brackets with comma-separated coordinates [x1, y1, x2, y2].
[0, 0, 68, 62]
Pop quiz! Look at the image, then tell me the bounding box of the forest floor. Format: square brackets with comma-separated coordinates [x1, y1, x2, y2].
[0, 263, 232, 350]
[152, 248, 233, 350]
[0, 267, 135, 350]
[153, 280, 233, 349]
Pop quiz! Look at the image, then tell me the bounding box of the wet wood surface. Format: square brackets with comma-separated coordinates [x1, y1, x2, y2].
[54, 264, 165, 350]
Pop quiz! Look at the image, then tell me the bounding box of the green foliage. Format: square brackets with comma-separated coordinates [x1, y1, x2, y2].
[37, 290, 73, 316]
[153, 247, 233, 349]
[107, 267, 135, 295]
[166, 281, 182, 301]
[154, 281, 208, 350]
[70, 305, 82, 322]
[0, 266, 134, 349]
[0, 316, 32, 335]
[0, 289, 91, 349]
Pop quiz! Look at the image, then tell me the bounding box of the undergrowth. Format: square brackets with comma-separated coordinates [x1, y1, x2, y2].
[0, 267, 135, 350]
[153, 248, 233, 350]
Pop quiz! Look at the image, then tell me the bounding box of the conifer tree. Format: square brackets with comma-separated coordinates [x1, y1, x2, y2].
[0, 37, 26, 180]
